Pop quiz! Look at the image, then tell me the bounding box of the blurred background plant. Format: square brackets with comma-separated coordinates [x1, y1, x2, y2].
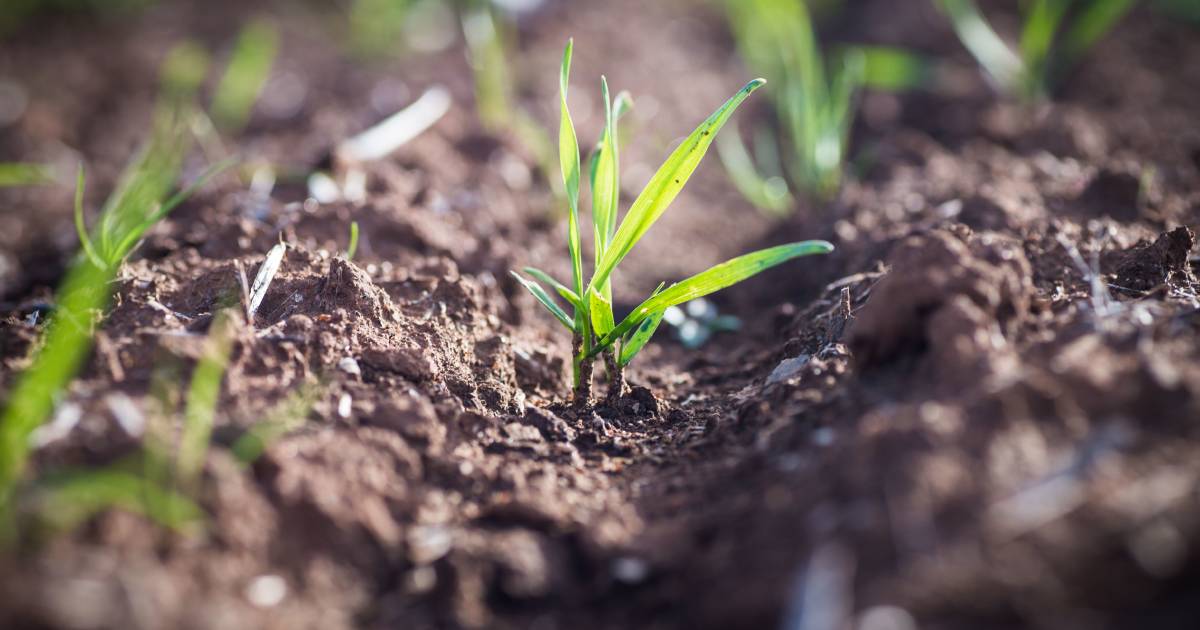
[936, 0, 1134, 102]
[719, 0, 930, 209]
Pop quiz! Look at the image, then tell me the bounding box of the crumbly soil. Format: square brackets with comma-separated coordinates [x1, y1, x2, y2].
[2, 1, 1200, 628]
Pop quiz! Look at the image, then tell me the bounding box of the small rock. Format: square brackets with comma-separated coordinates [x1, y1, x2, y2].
[767, 354, 811, 385]
[244, 575, 288, 608]
[338, 357, 361, 376]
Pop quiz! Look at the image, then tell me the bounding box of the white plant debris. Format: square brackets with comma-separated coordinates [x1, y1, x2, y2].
[248, 242, 286, 323]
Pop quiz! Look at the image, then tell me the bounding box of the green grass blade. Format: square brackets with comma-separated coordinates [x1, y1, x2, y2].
[853, 45, 933, 91]
[717, 120, 792, 214]
[937, 0, 1024, 92]
[598, 240, 833, 350]
[511, 271, 575, 330]
[558, 39, 584, 301]
[618, 282, 666, 367]
[72, 167, 105, 270]
[592, 78, 766, 292]
[619, 310, 666, 367]
[0, 163, 53, 187]
[177, 311, 235, 485]
[232, 383, 323, 465]
[347, 221, 360, 259]
[523, 266, 580, 307]
[588, 287, 615, 337]
[32, 468, 203, 533]
[591, 76, 620, 259]
[1062, 0, 1135, 66]
[211, 19, 279, 133]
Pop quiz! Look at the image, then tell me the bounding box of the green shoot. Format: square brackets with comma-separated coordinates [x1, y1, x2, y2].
[347, 221, 360, 260]
[0, 54, 224, 520]
[0, 163, 54, 187]
[211, 19, 279, 134]
[231, 383, 325, 465]
[722, 0, 925, 203]
[512, 40, 833, 405]
[176, 311, 235, 486]
[29, 467, 203, 535]
[937, 0, 1134, 101]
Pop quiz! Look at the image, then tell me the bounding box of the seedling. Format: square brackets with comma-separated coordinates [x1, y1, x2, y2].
[937, 0, 1134, 101]
[211, 19, 279, 134]
[0, 163, 53, 187]
[0, 55, 226, 522]
[722, 0, 929, 203]
[512, 41, 833, 405]
[347, 221, 361, 259]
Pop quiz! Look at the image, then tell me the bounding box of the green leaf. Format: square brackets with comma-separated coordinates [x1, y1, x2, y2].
[1061, 0, 1134, 66]
[33, 468, 203, 533]
[596, 240, 834, 352]
[618, 282, 666, 367]
[591, 76, 620, 260]
[591, 77, 766, 292]
[619, 310, 666, 367]
[346, 221, 360, 259]
[511, 271, 574, 330]
[211, 19, 279, 133]
[558, 39, 584, 300]
[523, 266, 580, 308]
[177, 310, 235, 485]
[588, 287, 615, 337]
[0, 162, 53, 187]
[936, 0, 1023, 92]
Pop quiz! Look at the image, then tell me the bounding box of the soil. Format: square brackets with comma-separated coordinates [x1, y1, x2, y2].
[2, 0, 1200, 628]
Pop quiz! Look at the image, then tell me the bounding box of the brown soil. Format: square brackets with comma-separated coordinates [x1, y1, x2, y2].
[2, 1, 1200, 628]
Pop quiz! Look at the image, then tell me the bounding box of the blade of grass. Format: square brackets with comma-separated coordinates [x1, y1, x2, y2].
[176, 310, 235, 485]
[0, 163, 53, 187]
[523, 266, 580, 307]
[558, 39, 584, 306]
[511, 271, 575, 330]
[232, 382, 324, 465]
[347, 221, 360, 259]
[594, 240, 834, 352]
[32, 467, 203, 534]
[592, 78, 766, 292]
[211, 19, 279, 134]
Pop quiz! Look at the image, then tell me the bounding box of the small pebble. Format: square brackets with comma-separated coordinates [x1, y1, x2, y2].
[244, 575, 287, 608]
[338, 357, 361, 376]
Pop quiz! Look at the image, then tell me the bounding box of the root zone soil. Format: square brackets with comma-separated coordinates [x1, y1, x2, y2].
[2, 1, 1200, 629]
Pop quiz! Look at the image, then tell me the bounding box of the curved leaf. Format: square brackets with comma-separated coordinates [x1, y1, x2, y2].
[511, 271, 574, 330]
[590, 78, 766, 292]
[595, 240, 834, 352]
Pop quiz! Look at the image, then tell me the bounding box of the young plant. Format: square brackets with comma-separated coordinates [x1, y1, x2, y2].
[512, 40, 833, 405]
[210, 19, 279, 134]
[722, 0, 929, 204]
[0, 163, 54, 187]
[0, 59, 225, 522]
[937, 0, 1134, 101]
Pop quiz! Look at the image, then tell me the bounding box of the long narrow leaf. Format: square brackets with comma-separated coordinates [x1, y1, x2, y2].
[558, 40, 584, 301]
[33, 468, 203, 533]
[592, 78, 766, 292]
[523, 266, 580, 307]
[618, 282, 667, 367]
[1062, 0, 1135, 65]
[511, 271, 574, 330]
[177, 310, 235, 484]
[596, 240, 834, 351]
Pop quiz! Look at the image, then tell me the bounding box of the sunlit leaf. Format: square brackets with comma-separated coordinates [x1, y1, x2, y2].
[511, 271, 574, 330]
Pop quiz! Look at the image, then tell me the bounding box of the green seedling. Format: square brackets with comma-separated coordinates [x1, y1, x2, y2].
[231, 383, 325, 465]
[512, 40, 833, 405]
[176, 311, 235, 487]
[211, 19, 279, 134]
[0, 53, 226, 524]
[28, 467, 202, 536]
[0, 163, 54, 187]
[937, 0, 1134, 101]
[347, 221, 360, 259]
[722, 0, 928, 203]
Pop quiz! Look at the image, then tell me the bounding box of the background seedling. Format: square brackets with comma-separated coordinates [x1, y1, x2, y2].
[937, 0, 1134, 101]
[211, 19, 279, 134]
[0, 52, 226, 525]
[512, 40, 833, 405]
[721, 0, 929, 204]
[347, 221, 361, 259]
[0, 163, 54, 187]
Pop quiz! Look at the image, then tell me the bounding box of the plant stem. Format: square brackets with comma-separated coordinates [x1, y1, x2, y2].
[604, 349, 624, 404]
[571, 332, 593, 407]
